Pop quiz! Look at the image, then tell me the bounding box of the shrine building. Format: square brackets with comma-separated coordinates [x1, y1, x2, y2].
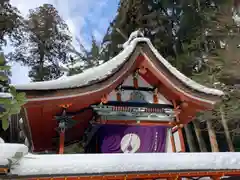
[1, 31, 240, 180]
[11, 32, 224, 155]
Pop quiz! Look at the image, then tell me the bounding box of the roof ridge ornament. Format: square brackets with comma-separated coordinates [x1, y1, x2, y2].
[122, 29, 144, 49]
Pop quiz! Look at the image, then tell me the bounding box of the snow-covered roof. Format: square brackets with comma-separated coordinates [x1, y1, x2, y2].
[13, 39, 136, 90]
[13, 31, 224, 97]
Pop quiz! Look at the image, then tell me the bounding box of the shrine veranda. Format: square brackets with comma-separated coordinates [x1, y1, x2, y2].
[1, 31, 239, 180]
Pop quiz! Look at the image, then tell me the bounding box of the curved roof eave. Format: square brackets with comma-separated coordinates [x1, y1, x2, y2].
[13, 36, 224, 99]
[12, 38, 143, 91]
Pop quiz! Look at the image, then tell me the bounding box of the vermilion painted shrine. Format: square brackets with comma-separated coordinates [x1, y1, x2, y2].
[1, 31, 240, 180]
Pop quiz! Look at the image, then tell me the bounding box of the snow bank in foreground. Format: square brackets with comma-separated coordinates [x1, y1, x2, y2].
[10, 152, 240, 176]
[0, 143, 28, 166]
[0, 143, 240, 176]
[0, 92, 12, 98]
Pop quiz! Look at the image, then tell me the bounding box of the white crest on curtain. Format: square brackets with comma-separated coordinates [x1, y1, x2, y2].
[120, 133, 141, 153]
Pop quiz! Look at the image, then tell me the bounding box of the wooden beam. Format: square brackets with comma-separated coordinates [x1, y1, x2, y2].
[23, 170, 240, 180]
[120, 86, 154, 92]
[207, 119, 219, 152]
[0, 168, 8, 174]
[97, 115, 174, 122]
[96, 120, 173, 127]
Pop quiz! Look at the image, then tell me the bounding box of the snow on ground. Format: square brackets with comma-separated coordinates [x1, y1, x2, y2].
[10, 152, 240, 175]
[1, 143, 240, 176]
[0, 92, 12, 98]
[0, 143, 28, 166]
[0, 137, 4, 143]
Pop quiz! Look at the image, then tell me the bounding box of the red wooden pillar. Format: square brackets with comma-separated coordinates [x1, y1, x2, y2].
[178, 127, 186, 152]
[59, 131, 65, 154]
[57, 104, 72, 154]
[170, 131, 176, 152]
[172, 100, 186, 152]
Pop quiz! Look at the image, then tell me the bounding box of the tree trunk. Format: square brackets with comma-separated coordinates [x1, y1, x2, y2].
[39, 55, 44, 81]
[193, 120, 208, 152]
[220, 105, 234, 152]
[206, 119, 219, 152]
[184, 123, 197, 152]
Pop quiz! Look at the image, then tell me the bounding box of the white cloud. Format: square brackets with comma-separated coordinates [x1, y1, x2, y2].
[93, 30, 104, 42]
[8, 0, 112, 84]
[10, 0, 95, 41]
[10, 63, 31, 84]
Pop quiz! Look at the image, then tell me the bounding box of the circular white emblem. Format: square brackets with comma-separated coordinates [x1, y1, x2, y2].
[120, 133, 141, 153]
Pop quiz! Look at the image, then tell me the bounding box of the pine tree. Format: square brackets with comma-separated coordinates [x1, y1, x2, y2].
[0, 53, 26, 130]
[0, 0, 24, 49]
[190, 0, 240, 152]
[8, 4, 71, 81]
[67, 35, 104, 75]
[0, 1, 25, 131]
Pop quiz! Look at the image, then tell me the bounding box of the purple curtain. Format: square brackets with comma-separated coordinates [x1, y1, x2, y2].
[97, 125, 167, 153]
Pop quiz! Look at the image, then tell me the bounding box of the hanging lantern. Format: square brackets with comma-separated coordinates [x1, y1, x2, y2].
[101, 94, 108, 104]
[133, 70, 139, 88]
[153, 88, 158, 104]
[55, 108, 77, 154]
[116, 89, 122, 101]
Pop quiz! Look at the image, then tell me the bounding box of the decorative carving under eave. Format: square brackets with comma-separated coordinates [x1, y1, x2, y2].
[59, 104, 72, 109]
[172, 100, 182, 123]
[138, 66, 147, 74]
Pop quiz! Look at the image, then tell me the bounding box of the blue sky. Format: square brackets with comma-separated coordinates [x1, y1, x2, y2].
[9, 0, 119, 84]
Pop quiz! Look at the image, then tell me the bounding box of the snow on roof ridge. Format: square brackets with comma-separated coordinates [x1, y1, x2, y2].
[12, 38, 140, 90]
[123, 29, 144, 48]
[12, 36, 224, 97]
[141, 38, 224, 96]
